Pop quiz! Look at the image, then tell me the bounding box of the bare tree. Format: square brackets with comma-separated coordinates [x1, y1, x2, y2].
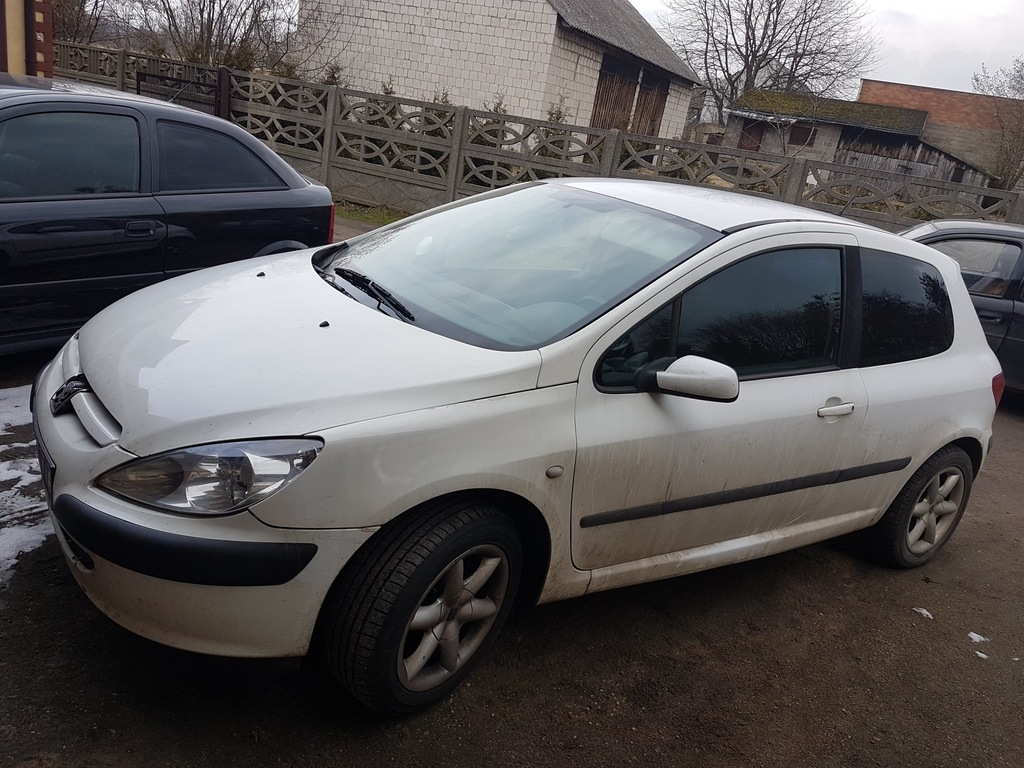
[52, 0, 135, 44]
[52, 0, 106, 43]
[121, 0, 293, 70]
[659, 0, 880, 124]
[972, 57, 1024, 191]
[109, 0, 344, 77]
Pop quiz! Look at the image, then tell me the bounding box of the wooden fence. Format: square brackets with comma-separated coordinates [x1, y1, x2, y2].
[54, 42, 1024, 230]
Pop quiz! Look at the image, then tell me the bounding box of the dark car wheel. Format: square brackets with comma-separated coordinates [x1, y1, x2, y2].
[323, 500, 521, 714]
[867, 445, 973, 568]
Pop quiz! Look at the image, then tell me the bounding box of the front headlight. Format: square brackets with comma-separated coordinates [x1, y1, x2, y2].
[97, 438, 323, 516]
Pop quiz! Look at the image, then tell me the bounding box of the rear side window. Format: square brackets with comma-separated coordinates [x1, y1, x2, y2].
[0, 111, 140, 198]
[927, 238, 1021, 297]
[157, 121, 283, 192]
[860, 250, 954, 367]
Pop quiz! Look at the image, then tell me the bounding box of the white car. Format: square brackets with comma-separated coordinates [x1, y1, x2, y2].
[32, 179, 1003, 713]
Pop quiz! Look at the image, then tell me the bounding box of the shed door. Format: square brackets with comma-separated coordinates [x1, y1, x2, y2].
[738, 119, 766, 151]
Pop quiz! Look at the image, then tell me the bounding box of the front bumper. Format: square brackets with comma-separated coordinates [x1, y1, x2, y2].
[52, 494, 317, 587]
[33, 351, 375, 658]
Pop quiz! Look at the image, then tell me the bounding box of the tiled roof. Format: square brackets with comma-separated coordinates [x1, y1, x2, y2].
[729, 90, 929, 136]
[546, 0, 701, 84]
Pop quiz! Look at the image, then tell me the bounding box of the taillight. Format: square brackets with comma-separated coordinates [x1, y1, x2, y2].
[993, 372, 1005, 407]
[328, 203, 336, 243]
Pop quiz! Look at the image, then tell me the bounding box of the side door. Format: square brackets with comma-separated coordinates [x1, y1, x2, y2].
[0, 106, 166, 348]
[152, 119, 317, 274]
[572, 237, 872, 572]
[917, 234, 1024, 388]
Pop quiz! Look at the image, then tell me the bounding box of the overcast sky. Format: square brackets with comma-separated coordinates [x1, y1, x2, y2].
[628, 0, 1022, 94]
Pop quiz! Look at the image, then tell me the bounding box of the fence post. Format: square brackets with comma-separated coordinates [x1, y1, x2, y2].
[1005, 191, 1024, 224]
[782, 156, 808, 206]
[216, 67, 232, 120]
[116, 49, 127, 91]
[600, 129, 620, 178]
[446, 106, 468, 203]
[320, 86, 340, 185]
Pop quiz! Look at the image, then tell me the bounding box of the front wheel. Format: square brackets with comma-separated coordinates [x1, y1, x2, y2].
[867, 446, 974, 568]
[322, 501, 521, 713]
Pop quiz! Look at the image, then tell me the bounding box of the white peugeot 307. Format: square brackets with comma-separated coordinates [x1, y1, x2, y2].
[33, 179, 1003, 713]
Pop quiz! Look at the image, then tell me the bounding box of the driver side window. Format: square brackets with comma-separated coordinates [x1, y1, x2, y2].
[597, 248, 844, 389]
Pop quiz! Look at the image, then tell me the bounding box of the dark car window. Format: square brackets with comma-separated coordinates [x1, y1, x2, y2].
[598, 248, 843, 387]
[860, 249, 954, 367]
[927, 238, 1021, 298]
[156, 121, 284, 192]
[0, 111, 140, 198]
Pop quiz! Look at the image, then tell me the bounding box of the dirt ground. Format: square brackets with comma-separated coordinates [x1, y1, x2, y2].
[1, 350, 1022, 768]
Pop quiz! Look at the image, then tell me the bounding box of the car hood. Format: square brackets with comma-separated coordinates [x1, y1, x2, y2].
[76, 251, 543, 457]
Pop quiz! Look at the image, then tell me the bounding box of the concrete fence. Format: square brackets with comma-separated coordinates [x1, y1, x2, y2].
[55, 42, 1024, 230]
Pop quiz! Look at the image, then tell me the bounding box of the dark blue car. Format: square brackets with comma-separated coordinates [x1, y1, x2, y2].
[0, 74, 334, 354]
[903, 219, 1024, 390]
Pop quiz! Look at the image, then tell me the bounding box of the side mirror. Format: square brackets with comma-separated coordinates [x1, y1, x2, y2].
[638, 355, 739, 402]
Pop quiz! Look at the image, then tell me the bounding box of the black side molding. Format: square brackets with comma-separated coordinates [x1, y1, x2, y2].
[580, 458, 912, 529]
[53, 495, 317, 586]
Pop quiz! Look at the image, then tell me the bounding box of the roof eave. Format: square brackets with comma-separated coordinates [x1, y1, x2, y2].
[726, 107, 924, 137]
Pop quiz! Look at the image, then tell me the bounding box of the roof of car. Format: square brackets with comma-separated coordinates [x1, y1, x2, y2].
[904, 219, 1024, 238]
[0, 73, 197, 114]
[554, 178, 869, 233]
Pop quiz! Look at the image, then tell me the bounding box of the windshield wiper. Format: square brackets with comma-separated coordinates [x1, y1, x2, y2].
[334, 267, 415, 322]
[317, 268, 356, 300]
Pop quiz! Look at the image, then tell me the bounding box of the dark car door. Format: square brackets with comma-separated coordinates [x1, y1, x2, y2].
[920, 235, 1024, 387]
[152, 119, 324, 274]
[0, 105, 166, 350]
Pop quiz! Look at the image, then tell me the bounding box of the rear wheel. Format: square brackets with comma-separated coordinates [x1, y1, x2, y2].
[322, 501, 521, 713]
[867, 446, 973, 568]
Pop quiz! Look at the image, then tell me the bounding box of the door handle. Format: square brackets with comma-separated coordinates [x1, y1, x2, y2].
[977, 311, 1004, 324]
[817, 402, 855, 418]
[125, 220, 156, 237]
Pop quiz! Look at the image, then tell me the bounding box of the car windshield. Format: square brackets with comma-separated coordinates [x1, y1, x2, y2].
[316, 182, 721, 350]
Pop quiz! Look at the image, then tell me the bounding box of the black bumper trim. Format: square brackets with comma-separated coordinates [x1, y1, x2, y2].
[53, 495, 317, 587]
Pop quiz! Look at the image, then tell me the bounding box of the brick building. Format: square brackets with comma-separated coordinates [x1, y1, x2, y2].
[858, 80, 1023, 190]
[1, 0, 53, 76]
[721, 89, 988, 185]
[302, 0, 701, 138]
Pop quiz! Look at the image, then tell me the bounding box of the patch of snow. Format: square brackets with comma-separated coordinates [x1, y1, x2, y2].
[0, 518, 52, 586]
[975, 651, 989, 660]
[0, 456, 39, 487]
[968, 632, 990, 644]
[0, 386, 32, 436]
[913, 607, 933, 620]
[0, 442, 51, 586]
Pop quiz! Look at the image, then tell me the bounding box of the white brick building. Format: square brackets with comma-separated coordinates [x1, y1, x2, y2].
[304, 0, 701, 138]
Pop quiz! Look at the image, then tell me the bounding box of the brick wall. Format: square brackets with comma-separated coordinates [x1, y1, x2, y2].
[306, 0, 693, 136]
[661, 80, 691, 138]
[722, 118, 840, 162]
[858, 80, 1005, 131]
[544, 27, 602, 124]
[857, 79, 1019, 179]
[308, 0, 561, 117]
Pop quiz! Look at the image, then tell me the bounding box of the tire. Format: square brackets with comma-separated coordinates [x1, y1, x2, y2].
[322, 501, 522, 714]
[867, 445, 974, 568]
